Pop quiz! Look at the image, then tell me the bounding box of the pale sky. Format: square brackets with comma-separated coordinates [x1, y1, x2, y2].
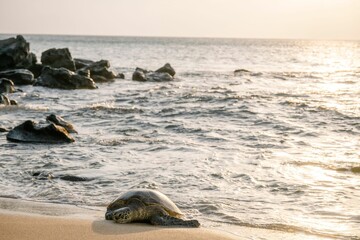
[0, 0, 359, 40]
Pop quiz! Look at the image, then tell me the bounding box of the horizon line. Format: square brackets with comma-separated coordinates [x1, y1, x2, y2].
[0, 32, 359, 42]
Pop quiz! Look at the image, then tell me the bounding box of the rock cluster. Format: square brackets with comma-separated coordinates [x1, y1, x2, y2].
[0, 35, 177, 145]
[0, 35, 128, 92]
[132, 63, 176, 82]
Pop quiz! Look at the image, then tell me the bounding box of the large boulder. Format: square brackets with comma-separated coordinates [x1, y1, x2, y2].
[35, 66, 97, 90]
[6, 120, 74, 143]
[155, 63, 176, 77]
[0, 69, 34, 85]
[41, 48, 76, 71]
[0, 35, 37, 71]
[77, 59, 117, 83]
[132, 67, 173, 82]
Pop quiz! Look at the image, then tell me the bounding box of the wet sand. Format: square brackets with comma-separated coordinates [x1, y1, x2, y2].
[0, 197, 237, 240]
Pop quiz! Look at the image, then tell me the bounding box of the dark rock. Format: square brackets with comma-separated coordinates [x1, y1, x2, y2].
[10, 99, 17, 105]
[234, 69, 250, 74]
[132, 68, 148, 81]
[0, 78, 15, 94]
[115, 73, 125, 79]
[35, 66, 97, 90]
[28, 63, 43, 78]
[6, 120, 75, 143]
[132, 67, 173, 82]
[74, 58, 94, 69]
[146, 72, 173, 82]
[77, 69, 90, 78]
[0, 127, 10, 132]
[0, 69, 34, 85]
[0, 35, 36, 71]
[41, 48, 76, 71]
[79, 59, 117, 82]
[234, 68, 262, 77]
[59, 175, 91, 182]
[155, 63, 176, 77]
[0, 94, 11, 105]
[46, 114, 77, 133]
[91, 75, 111, 83]
[351, 166, 360, 173]
[31, 171, 54, 180]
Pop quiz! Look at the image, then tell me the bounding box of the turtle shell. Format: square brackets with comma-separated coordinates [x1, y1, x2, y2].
[107, 189, 183, 217]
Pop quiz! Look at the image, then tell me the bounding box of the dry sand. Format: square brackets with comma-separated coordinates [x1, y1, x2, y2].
[0, 197, 238, 240]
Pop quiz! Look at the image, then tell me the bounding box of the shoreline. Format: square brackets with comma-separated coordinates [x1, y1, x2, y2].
[0, 197, 336, 240]
[0, 197, 238, 240]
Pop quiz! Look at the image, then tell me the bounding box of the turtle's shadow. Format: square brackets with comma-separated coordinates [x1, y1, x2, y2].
[91, 220, 158, 235]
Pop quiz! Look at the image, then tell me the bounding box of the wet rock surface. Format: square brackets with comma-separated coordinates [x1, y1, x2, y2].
[0, 69, 35, 85]
[35, 66, 97, 89]
[6, 120, 75, 143]
[0, 35, 37, 71]
[41, 48, 76, 71]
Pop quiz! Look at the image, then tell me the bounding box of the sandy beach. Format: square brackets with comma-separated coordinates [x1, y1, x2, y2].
[0, 197, 238, 240]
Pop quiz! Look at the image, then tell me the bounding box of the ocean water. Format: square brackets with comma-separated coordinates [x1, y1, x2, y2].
[0, 34, 360, 239]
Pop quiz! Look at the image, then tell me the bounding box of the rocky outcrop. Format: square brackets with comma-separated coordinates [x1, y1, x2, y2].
[35, 66, 97, 90]
[6, 120, 74, 143]
[41, 48, 76, 71]
[0, 35, 37, 71]
[155, 63, 176, 77]
[77, 59, 117, 83]
[132, 66, 173, 82]
[0, 69, 34, 85]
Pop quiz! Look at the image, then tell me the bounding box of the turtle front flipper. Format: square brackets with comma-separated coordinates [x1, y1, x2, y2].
[150, 215, 200, 228]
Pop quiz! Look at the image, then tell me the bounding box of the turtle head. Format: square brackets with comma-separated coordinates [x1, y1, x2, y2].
[112, 207, 133, 223]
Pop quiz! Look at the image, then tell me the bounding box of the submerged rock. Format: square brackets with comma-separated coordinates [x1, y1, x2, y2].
[6, 120, 75, 143]
[0, 35, 37, 71]
[0, 78, 15, 94]
[35, 66, 97, 90]
[132, 67, 148, 81]
[132, 65, 174, 82]
[46, 114, 77, 133]
[41, 48, 76, 71]
[59, 175, 91, 182]
[115, 73, 125, 79]
[234, 69, 250, 74]
[155, 63, 176, 77]
[0, 69, 34, 85]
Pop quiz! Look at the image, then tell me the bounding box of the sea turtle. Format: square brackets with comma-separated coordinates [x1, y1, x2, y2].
[105, 189, 200, 228]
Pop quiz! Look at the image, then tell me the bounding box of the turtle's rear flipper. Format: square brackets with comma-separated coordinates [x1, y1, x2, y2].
[150, 215, 200, 228]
